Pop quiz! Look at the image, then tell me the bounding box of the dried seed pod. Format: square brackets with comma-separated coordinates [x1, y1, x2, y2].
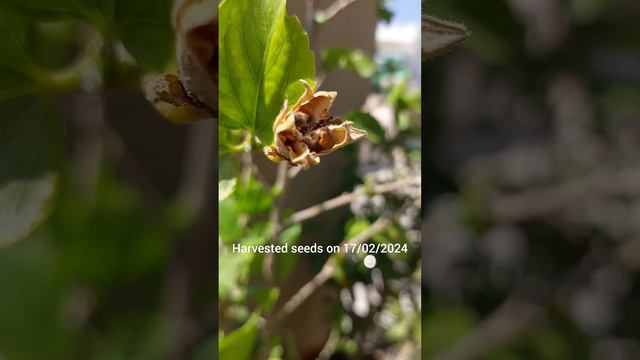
[144, 0, 217, 124]
[264, 80, 367, 169]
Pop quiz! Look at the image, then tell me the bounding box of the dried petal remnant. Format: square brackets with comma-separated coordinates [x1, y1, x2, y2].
[173, 0, 218, 111]
[264, 80, 367, 168]
[144, 0, 217, 124]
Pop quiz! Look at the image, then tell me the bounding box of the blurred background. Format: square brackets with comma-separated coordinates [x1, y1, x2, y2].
[217, 0, 422, 359]
[0, 0, 423, 360]
[0, 0, 217, 358]
[423, 0, 640, 359]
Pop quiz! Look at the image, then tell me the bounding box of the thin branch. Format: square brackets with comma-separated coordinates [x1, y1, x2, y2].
[315, 0, 360, 24]
[275, 217, 391, 322]
[176, 119, 215, 216]
[283, 176, 419, 227]
[317, 329, 340, 360]
[264, 161, 290, 283]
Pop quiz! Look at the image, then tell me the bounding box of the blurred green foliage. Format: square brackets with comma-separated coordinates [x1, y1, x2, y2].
[424, 0, 640, 358]
[0, 0, 213, 358]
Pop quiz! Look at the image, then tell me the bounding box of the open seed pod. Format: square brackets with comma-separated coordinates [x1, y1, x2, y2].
[264, 80, 367, 169]
[144, 0, 217, 124]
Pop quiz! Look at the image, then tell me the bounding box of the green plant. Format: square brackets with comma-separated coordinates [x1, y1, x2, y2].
[218, 1, 423, 359]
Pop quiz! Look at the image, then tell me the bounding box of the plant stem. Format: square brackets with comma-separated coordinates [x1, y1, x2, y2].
[282, 176, 419, 227]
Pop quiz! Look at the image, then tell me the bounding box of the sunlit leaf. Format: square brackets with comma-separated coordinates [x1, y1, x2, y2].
[219, 155, 237, 202]
[219, 0, 315, 143]
[219, 314, 260, 360]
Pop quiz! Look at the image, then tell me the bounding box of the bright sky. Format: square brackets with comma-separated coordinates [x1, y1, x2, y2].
[387, 0, 421, 27]
[376, 1, 421, 45]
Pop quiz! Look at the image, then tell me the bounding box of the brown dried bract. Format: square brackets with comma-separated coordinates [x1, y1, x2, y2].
[144, 0, 217, 124]
[264, 80, 367, 169]
[173, 0, 217, 111]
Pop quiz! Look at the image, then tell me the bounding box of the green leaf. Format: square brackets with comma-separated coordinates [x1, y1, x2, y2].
[345, 219, 371, 240]
[423, 307, 477, 357]
[321, 47, 375, 78]
[219, 314, 260, 360]
[0, 0, 82, 19]
[376, 0, 394, 23]
[1, 0, 174, 71]
[0, 99, 57, 247]
[219, 250, 254, 299]
[249, 287, 279, 312]
[235, 177, 273, 215]
[219, 155, 237, 202]
[0, 8, 48, 101]
[219, 0, 316, 143]
[113, 0, 174, 71]
[346, 111, 385, 143]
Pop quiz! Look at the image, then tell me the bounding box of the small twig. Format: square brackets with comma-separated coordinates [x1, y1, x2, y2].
[176, 119, 214, 216]
[317, 329, 341, 360]
[315, 0, 360, 24]
[264, 162, 290, 283]
[283, 176, 419, 227]
[303, 0, 316, 36]
[275, 217, 390, 322]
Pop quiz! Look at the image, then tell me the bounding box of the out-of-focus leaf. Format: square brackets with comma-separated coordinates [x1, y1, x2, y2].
[219, 197, 242, 243]
[346, 219, 371, 240]
[219, 0, 315, 143]
[322, 47, 375, 78]
[1, 0, 174, 71]
[218, 179, 237, 202]
[191, 334, 218, 360]
[219, 250, 253, 299]
[275, 223, 301, 281]
[250, 287, 279, 312]
[376, 0, 394, 23]
[0, 8, 49, 101]
[219, 155, 237, 202]
[0, 231, 73, 358]
[423, 307, 477, 357]
[0, 0, 81, 19]
[219, 314, 260, 360]
[0, 99, 56, 247]
[115, 0, 174, 71]
[346, 111, 385, 143]
[235, 177, 273, 215]
[51, 172, 170, 286]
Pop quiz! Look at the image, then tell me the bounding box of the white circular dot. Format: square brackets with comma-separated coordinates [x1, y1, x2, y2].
[363, 255, 377, 269]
